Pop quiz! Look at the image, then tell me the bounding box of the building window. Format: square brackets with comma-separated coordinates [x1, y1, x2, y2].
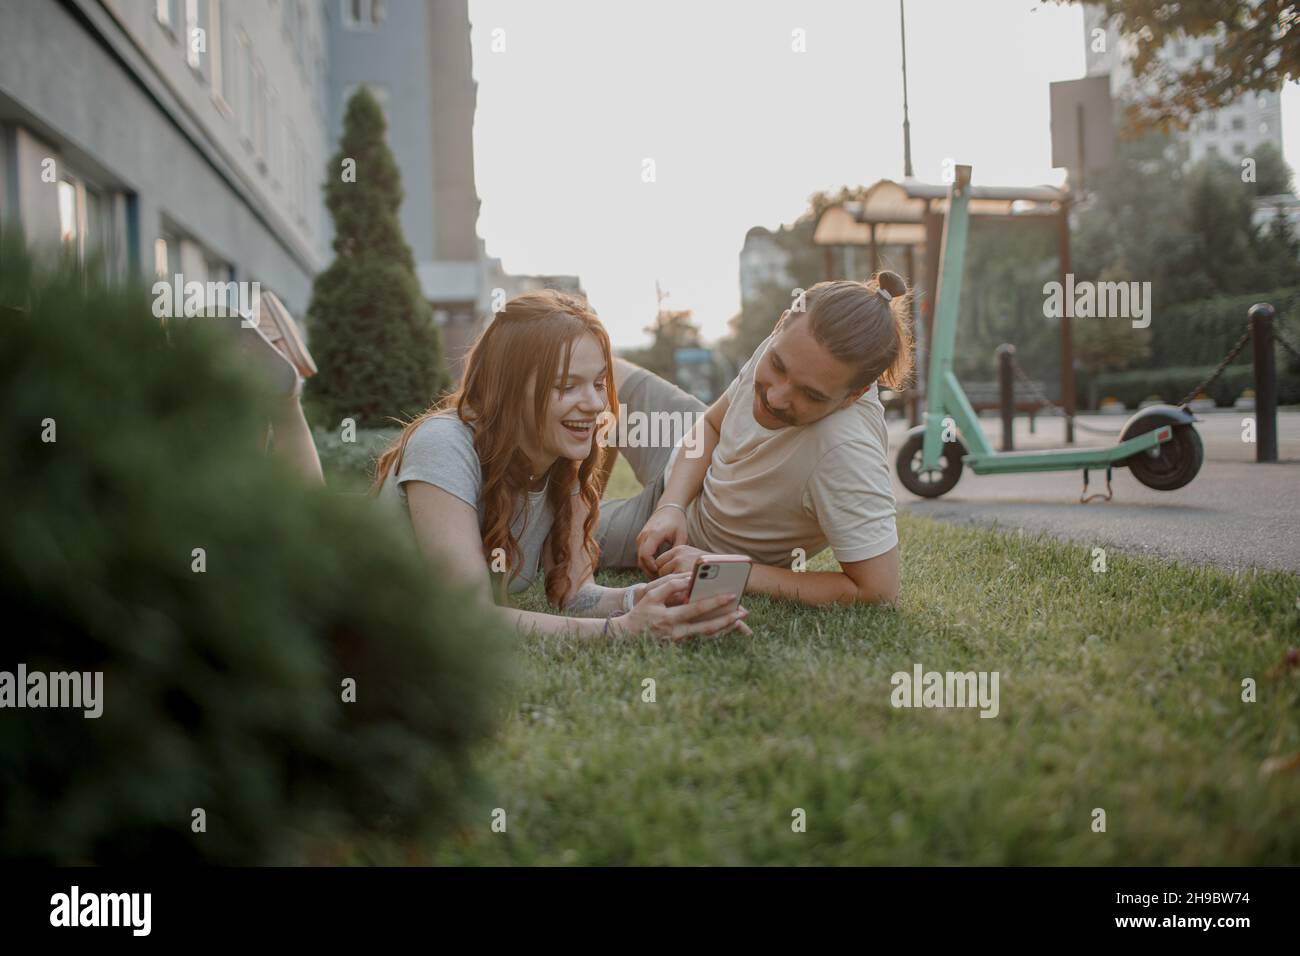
[342, 0, 384, 30]
[268, 92, 280, 186]
[205, 255, 236, 313]
[57, 173, 107, 265]
[298, 134, 310, 226]
[299, 2, 310, 67]
[293, 134, 302, 221]
[237, 33, 253, 145]
[286, 127, 298, 214]
[185, 0, 210, 76]
[283, 130, 295, 216]
[57, 180, 81, 248]
[1204, 114, 1217, 132]
[156, 0, 179, 35]
[153, 237, 171, 279]
[285, 123, 295, 197]
[209, 0, 225, 101]
[157, 230, 187, 283]
[249, 61, 267, 163]
[1230, 116, 1244, 132]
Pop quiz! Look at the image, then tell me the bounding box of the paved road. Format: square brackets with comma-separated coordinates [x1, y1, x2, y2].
[889, 410, 1300, 575]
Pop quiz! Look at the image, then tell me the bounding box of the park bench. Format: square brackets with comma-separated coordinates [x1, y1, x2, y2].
[963, 380, 1048, 428]
[881, 380, 1053, 431]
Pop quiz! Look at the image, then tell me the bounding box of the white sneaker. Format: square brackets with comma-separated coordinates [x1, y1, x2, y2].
[232, 307, 301, 398]
[247, 290, 317, 378]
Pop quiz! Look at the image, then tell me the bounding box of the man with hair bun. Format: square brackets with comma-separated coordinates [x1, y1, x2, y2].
[598, 271, 910, 607]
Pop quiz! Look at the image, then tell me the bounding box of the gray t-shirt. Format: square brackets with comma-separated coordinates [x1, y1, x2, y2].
[378, 414, 553, 594]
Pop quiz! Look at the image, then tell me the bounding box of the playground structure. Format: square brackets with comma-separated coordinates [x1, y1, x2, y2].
[812, 171, 1078, 437]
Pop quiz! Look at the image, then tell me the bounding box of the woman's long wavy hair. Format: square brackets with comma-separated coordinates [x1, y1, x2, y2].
[372, 290, 616, 608]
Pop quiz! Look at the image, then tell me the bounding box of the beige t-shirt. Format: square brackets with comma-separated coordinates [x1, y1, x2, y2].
[684, 336, 898, 567]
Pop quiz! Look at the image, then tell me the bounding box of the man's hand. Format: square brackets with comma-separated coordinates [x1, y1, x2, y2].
[635, 506, 689, 576]
[653, 543, 709, 578]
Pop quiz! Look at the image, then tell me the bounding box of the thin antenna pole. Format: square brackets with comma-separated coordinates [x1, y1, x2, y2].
[900, 0, 914, 179]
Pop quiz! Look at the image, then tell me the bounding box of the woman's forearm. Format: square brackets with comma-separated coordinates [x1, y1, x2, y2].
[506, 604, 612, 637]
[560, 582, 634, 618]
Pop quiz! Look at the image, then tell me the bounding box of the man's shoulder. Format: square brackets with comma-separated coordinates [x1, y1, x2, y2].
[810, 386, 888, 450]
[806, 395, 895, 498]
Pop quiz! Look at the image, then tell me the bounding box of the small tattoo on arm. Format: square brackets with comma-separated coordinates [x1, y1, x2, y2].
[564, 583, 605, 616]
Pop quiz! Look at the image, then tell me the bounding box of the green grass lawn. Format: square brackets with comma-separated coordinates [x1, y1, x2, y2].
[344, 444, 1300, 865]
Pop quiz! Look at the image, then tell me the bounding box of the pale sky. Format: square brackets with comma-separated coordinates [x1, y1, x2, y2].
[467, 0, 1300, 348]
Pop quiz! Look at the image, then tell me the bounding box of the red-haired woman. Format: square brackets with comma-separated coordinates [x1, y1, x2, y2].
[266, 289, 749, 641]
[371, 287, 748, 639]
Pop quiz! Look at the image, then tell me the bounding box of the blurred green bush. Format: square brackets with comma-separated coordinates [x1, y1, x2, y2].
[308, 424, 399, 493]
[0, 230, 508, 864]
[1151, 286, 1300, 368]
[1091, 364, 1250, 408]
[1083, 292, 1300, 408]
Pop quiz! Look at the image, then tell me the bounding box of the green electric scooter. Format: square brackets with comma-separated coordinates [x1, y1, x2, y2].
[896, 164, 1203, 500]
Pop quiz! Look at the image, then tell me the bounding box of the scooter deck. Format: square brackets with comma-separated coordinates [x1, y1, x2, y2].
[963, 427, 1171, 475]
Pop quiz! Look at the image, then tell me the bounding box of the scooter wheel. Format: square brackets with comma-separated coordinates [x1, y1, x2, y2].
[896, 428, 964, 498]
[1121, 416, 1203, 491]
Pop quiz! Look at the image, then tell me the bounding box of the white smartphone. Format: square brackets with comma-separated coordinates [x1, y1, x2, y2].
[687, 554, 752, 614]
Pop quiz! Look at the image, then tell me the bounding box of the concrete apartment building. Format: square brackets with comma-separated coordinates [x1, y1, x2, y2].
[738, 225, 795, 310]
[1082, 5, 1299, 237]
[0, 0, 548, 376]
[0, 0, 331, 314]
[1082, 4, 1285, 169]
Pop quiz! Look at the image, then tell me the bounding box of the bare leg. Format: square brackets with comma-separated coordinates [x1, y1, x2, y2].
[610, 358, 707, 486]
[268, 393, 324, 486]
[226, 309, 325, 486]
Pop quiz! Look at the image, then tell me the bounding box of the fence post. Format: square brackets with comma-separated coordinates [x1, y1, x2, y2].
[996, 343, 1015, 452]
[1250, 303, 1277, 463]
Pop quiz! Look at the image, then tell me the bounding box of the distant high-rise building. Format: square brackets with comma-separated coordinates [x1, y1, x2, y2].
[466, 241, 583, 378]
[1083, 4, 1284, 170]
[329, 0, 486, 374]
[738, 226, 795, 308]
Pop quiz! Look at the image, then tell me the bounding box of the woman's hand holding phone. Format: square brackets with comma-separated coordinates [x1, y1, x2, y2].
[611, 572, 751, 641]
